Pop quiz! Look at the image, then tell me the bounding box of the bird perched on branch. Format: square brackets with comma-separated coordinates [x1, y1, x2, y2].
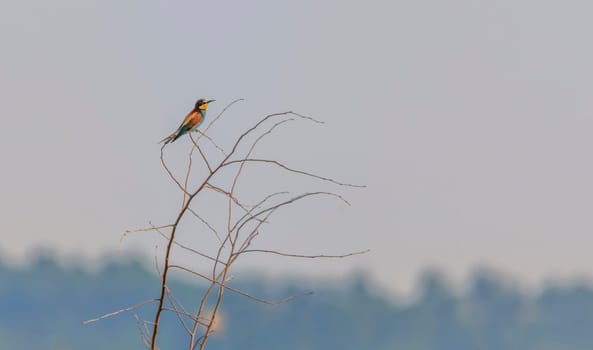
[160, 98, 215, 145]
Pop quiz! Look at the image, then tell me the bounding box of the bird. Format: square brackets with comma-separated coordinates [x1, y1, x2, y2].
[160, 98, 215, 145]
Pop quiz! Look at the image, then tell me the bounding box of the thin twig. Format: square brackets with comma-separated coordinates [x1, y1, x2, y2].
[154, 227, 225, 266]
[134, 314, 152, 348]
[199, 98, 245, 139]
[205, 183, 255, 209]
[184, 146, 197, 202]
[228, 191, 289, 236]
[121, 223, 174, 242]
[189, 133, 213, 173]
[124, 224, 174, 234]
[225, 118, 294, 247]
[224, 111, 323, 162]
[161, 146, 191, 196]
[154, 245, 162, 276]
[222, 159, 365, 188]
[193, 130, 227, 156]
[83, 299, 159, 325]
[231, 192, 349, 237]
[234, 249, 371, 259]
[162, 308, 211, 327]
[187, 207, 223, 243]
[165, 287, 193, 335]
[169, 266, 313, 307]
[204, 183, 268, 227]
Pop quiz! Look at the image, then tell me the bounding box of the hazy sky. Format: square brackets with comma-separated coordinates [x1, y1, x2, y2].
[2, 0, 593, 296]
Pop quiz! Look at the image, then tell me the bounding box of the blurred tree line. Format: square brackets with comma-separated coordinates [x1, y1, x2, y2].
[1, 253, 592, 350]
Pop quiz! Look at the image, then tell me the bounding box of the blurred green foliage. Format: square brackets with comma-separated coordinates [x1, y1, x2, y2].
[2, 254, 593, 350]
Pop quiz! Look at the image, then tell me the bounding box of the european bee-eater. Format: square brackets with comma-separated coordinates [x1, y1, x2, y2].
[160, 98, 215, 144]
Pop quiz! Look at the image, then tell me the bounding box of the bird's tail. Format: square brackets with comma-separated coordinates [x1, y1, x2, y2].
[159, 131, 179, 145]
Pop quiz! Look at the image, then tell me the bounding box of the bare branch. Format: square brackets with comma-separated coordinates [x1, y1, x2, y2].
[184, 147, 196, 196]
[121, 223, 174, 242]
[124, 224, 174, 234]
[229, 118, 295, 195]
[205, 183, 257, 211]
[154, 228, 225, 266]
[224, 118, 295, 248]
[154, 245, 162, 276]
[204, 184, 271, 234]
[225, 111, 323, 161]
[193, 129, 227, 156]
[222, 158, 365, 188]
[228, 191, 289, 235]
[288, 111, 325, 124]
[137, 104, 366, 350]
[187, 207, 223, 243]
[189, 133, 213, 174]
[160, 146, 191, 196]
[234, 249, 371, 259]
[134, 314, 152, 349]
[170, 265, 313, 306]
[162, 308, 211, 327]
[165, 287, 193, 335]
[151, 165, 222, 348]
[232, 192, 349, 236]
[199, 98, 244, 138]
[83, 299, 159, 325]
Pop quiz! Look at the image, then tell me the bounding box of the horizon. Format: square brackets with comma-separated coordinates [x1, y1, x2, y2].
[4, 246, 593, 301]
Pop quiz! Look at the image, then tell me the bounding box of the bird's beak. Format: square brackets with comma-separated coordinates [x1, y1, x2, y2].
[207, 99, 216, 103]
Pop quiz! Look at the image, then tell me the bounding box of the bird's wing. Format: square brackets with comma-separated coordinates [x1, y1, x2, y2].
[160, 110, 203, 145]
[180, 110, 199, 129]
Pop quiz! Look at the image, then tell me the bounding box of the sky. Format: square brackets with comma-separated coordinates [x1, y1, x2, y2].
[2, 0, 593, 296]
